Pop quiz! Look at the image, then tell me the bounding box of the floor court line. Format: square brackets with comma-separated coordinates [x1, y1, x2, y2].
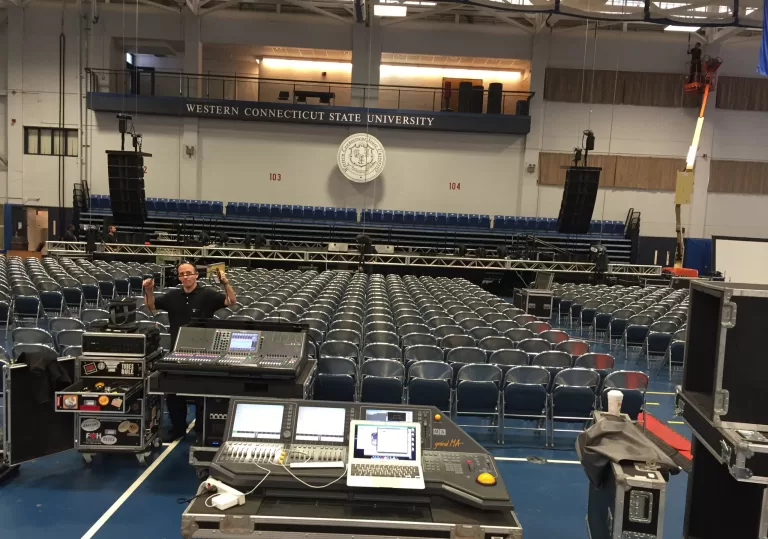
[80, 421, 195, 539]
[668, 421, 685, 425]
[647, 391, 676, 395]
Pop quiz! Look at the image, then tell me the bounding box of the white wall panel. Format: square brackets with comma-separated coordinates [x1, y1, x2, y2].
[198, 120, 524, 214]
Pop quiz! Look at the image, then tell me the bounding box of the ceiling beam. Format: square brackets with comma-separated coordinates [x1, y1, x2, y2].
[138, 0, 182, 13]
[281, 0, 353, 23]
[200, 0, 240, 15]
[186, 0, 198, 14]
[381, 3, 460, 27]
[476, 6, 534, 33]
[708, 26, 741, 43]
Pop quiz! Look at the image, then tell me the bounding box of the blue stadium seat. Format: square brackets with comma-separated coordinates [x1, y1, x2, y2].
[313, 207, 325, 219]
[468, 214, 479, 226]
[332, 207, 346, 221]
[234, 202, 246, 216]
[362, 208, 373, 222]
[198, 200, 210, 213]
[323, 207, 334, 220]
[493, 215, 504, 229]
[166, 199, 179, 213]
[479, 215, 490, 227]
[404, 211, 415, 224]
[345, 208, 357, 221]
[291, 205, 304, 218]
[447, 213, 458, 226]
[614, 220, 625, 234]
[242, 203, 255, 217]
[414, 212, 426, 224]
[382, 210, 394, 222]
[457, 214, 469, 226]
[372, 209, 384, 222]
[225, 202, 237, 216]
[392, 210, 404, 223]
[145, 198, 156, 212]
[255, 204, 267, 217]
[436, 213, 447, 226]
[590, 221, 601, 234]
[189, 200, 201, 213]
[278, 205, 290, 218]
[178, 200, 189, 213]
[212, 201, 224, 215]
[544, 217, 557, 232]
[425, 212, 437, 225]
[505, 216, 519, 230]
[270, 204, 281, 218]
[303, 206, 314, 219]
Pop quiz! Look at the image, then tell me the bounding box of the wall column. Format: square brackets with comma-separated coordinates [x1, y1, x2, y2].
[6, 7, 24, 204]
[180, 8, 202, 200]
[351, 19, 381, 108]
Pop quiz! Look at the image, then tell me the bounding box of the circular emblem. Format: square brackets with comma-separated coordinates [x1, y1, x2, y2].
[81, 419, 101, 432]
[337, 133, 386, 183]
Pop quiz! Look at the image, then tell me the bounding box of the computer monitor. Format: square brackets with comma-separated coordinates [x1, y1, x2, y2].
[229, 332, 260, 352]
[295, 406, 346, 443]
[351, 421, 418, 462]
[533, 272, 554, 290]
[365, 409, 414, 423]
[230, 403, 284, 440]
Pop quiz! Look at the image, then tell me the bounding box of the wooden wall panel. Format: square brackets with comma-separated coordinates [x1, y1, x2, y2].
[538, 152, 616, 187]
[543, 68, 623, 105]
[610, 155, 682, 190]
[716, 76, 768, 112]
[709, 159, 768, 194]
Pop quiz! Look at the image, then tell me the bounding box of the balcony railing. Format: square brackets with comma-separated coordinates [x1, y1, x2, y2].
[86, 68, 534, 116]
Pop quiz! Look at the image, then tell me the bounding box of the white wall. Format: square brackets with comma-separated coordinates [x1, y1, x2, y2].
[198, 120, 524, 213]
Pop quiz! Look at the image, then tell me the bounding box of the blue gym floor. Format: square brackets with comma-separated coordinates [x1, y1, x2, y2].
[1, 330, 689, 539]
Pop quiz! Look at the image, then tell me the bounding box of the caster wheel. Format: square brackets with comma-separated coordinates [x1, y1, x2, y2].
[196, 468, 209, 480]
[136, 453, 147, 465]
[82, 454, 93, 464]
[153, 437, 161, 448]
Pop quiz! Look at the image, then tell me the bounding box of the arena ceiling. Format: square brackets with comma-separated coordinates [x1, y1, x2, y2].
[0, 0, 762, 34]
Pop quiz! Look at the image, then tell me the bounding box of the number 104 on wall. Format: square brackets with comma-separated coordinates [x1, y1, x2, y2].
[448, 182, 460, 190]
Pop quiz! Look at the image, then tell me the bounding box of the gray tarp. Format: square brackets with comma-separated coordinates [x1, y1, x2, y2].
[576, 414, 679, 488]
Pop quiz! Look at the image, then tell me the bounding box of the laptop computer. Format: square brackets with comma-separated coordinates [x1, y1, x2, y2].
[346, 420, 425, 490]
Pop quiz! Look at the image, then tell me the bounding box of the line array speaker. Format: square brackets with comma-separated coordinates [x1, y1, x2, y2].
[106, 150, 152, 225]
[458, 82, 472, 113]
[471, 85, 484, 113]
[557, 166, 601, 234]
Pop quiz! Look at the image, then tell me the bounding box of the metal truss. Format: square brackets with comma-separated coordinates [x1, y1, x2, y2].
[46, 242, 661, 275]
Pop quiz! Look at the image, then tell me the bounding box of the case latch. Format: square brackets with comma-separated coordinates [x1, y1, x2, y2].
[721, 300, 737, 328]
[720, 439, 732, 463]
[714, 389, 730, 416]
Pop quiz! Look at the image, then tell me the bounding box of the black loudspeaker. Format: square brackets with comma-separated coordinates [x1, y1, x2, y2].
[471, 85, 484, 113]
[458, 82, 472, 113]
[487, 83, 503, 114]
[516, 99, 530, 116]
[106, 150, 152, 225]
[557, 167, 601, 234]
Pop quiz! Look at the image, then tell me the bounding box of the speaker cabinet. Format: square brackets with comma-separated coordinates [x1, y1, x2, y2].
[557, 167, 601, 234]
[487, 83, 503, 114]
[458, 82, 472, 113]
[516, 99, 530, 116]
[471, 85, 484, 113]
[106, 150, 152, 225]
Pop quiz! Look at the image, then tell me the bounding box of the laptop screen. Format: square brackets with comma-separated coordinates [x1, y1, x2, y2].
[352, 423, 417, 462]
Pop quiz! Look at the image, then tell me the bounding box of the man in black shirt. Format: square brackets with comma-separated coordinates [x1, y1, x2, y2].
[63, 224, 78, 242]
[143, 262, 236, 440]
[688, 42, 702, 83]
[105, 225, 119, 243]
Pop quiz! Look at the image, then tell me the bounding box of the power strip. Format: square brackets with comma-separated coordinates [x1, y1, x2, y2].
[204, 478, 245, 510]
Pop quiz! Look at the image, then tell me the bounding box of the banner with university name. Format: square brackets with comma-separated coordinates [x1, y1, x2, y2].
[87, 93, 531, 136]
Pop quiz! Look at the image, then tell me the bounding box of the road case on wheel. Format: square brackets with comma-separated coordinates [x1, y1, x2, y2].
[513, 288, 553, 320]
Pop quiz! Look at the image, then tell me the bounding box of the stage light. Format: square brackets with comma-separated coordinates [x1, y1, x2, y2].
[475, 247, 487, 259]
[457, 244, 467, 257]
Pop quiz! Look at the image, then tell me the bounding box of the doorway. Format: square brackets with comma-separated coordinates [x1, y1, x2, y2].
[27, 207, 48, 252]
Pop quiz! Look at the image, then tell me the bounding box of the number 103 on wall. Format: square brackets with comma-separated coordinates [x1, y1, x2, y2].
[448, 182, 461, 190]
[269, 173, 282, 181]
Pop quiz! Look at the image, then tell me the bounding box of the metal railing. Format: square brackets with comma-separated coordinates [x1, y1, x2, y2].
[86, 68, 534, 116]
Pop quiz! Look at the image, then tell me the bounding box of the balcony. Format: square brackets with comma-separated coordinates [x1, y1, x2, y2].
[86, 68, 534, 135]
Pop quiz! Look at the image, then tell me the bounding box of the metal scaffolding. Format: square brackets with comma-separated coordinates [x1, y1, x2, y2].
[46, 241, 662, 276]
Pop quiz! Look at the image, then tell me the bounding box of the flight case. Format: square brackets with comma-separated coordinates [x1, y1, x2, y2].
[513, 288, 553, 320]
[682, 281, 768, 430]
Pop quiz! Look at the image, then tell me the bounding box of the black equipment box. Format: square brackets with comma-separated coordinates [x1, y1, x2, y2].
[587, 461, 667, 539]
[513, 288, 553, 319]
[677, 388, 768, 484]
[683, 436, 768, 539]
[682, 281, 768, 430]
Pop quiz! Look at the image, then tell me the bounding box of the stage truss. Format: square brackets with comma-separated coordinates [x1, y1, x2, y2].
[45, 242, 661, 276]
